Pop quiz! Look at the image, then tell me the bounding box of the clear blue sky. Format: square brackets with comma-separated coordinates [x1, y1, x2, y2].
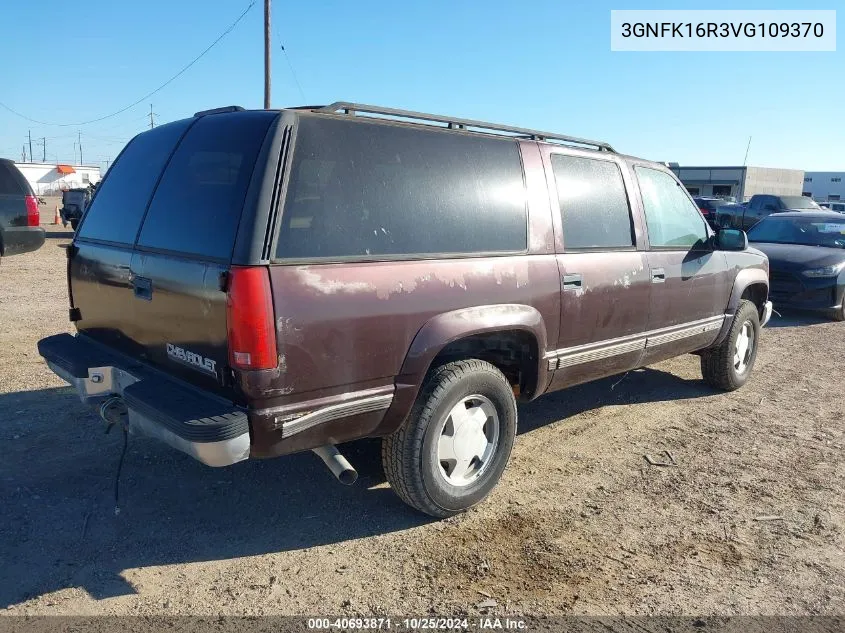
[0, 0, 841, 171]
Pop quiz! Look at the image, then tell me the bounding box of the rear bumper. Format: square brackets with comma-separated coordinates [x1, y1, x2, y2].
[37, 333, 250, 467]
[0, 226, 45, 256]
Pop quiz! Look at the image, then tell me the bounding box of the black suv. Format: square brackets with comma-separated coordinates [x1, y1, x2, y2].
[0, 159, 44, 258]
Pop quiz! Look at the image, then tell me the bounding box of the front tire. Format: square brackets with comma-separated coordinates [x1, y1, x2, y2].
[382, 359, 517, 518]
[701, 300, 760, 391]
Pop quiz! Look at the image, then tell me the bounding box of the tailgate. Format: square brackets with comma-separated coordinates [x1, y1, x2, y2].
[68, 111, 278, 401]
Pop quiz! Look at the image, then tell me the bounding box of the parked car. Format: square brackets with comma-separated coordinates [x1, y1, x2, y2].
[60, 187, 92, 230]
[716, 194, 822, 231]
[693, 196, 730, 228]
[818, 201, 845, 213]
[38, 102, 772, 517]
[0, 158, 45, 258]
[747, 211, 845, 321]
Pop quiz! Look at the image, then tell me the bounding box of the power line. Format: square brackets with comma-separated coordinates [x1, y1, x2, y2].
[272, 22, 307, 103]
[280, 43, 307, 103]
[0, 0, 256, 127]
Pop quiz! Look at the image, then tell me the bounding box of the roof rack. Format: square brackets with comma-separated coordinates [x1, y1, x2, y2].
[312, 102, 616, 153]
[194, 105, 245, 117]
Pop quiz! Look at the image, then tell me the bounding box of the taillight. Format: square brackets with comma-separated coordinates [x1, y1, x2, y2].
[698, 207, 710, 216]
[25, 195, 39, 227]
[226, 266, 277, 371]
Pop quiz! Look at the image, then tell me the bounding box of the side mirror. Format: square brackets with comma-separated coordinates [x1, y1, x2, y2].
[715, 228, 748, 251]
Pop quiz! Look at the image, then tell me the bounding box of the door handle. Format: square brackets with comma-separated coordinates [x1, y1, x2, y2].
[651, 268, 665, 283]
[131, 276, 153, 300]
[563, 273, 582, 291]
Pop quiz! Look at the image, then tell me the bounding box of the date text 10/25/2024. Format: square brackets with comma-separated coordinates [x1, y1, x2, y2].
[307, 617, 528, 630]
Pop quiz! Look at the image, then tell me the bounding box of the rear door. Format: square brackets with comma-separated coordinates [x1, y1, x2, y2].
[70, 111, 278, 399]
[543, 149, 651, 389]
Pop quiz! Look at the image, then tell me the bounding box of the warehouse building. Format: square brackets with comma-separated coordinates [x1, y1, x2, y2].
[801, 172, 845, 202]
[13, 162, 102, 195]
[667, 165, 804, 202]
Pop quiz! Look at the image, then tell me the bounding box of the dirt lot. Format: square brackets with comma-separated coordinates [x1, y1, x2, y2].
[1, 225, 843, 617]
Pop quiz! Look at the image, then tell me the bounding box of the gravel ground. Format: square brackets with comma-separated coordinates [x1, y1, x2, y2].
[1, 225, 843, 616]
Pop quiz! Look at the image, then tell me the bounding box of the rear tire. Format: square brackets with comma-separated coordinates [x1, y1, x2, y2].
[382, 359, 517, 518]
[701, 300, 760, 391]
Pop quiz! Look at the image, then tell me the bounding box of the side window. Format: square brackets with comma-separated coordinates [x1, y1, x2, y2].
[635, 166, 709, 249]
[137, 112, 276, 260]
[77, 120, 191, 244]
[551, 154, 634, 250]
[275, 116, 527, 260]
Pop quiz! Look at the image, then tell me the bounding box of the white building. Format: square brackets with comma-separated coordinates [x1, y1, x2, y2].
[801, 172, 845, 202]
[13, 162, 102, 195]
[668, 165, 804, 201]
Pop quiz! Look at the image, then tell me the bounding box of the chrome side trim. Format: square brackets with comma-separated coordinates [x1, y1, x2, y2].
[276, 393, 394, 438]
[645, 316, 725, 348]
[556, 338, 644, 370]
[547, 315, 726, 369]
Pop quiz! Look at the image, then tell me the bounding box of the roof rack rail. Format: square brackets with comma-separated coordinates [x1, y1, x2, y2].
[313, 102, 615, 152]
[194, 105, 245, 117]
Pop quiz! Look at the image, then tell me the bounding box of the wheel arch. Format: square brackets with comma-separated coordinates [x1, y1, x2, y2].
[712, 268, 769, 346]
[373, 304, 550, 436]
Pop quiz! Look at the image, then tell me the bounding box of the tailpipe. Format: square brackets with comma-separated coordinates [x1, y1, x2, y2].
[312, 445, 358, 485]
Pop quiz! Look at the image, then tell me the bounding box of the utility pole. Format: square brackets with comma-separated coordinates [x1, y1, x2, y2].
[78, 131, 83, 165]
[28, 130, 33, 163]
[21, 145, 26, 162]
[40, 137, 46, 162]
[149, 104, 157, 129]
[264, 0, 271, 109]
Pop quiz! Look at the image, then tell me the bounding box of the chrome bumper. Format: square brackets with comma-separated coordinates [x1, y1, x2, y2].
[46, 360, 250, 468]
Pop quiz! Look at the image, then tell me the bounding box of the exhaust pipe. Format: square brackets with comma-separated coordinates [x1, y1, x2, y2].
[312, 445, 358, 485]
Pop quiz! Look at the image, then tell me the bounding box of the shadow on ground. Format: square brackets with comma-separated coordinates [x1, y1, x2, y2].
[0, 365, 710, 607]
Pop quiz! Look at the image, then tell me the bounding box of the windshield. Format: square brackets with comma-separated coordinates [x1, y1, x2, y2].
[748, 216, 845, 249]
[780, 196, 820, 209]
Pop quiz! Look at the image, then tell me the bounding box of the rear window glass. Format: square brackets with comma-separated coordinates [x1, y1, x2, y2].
[0, 162, 29, 195]
[137, 111, 275, 259]
[77, 120, 191, 244]
[780, 196, 820, 210]
[551, 154, 633, 250]
[276, 116, 527, 260]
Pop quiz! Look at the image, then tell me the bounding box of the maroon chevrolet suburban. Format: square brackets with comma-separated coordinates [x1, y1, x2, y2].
[38, 103, 772, 517]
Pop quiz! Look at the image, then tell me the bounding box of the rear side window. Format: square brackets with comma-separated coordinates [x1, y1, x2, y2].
[77, 120, 191, 244]
[551, 154, 634, 250]
[0, 162, 30, 195]
[276, 116, 527, 260]
[137, 112, 275, 260]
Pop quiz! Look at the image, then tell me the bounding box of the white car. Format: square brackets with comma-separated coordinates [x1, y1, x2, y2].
[819, 201, 845, 213]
